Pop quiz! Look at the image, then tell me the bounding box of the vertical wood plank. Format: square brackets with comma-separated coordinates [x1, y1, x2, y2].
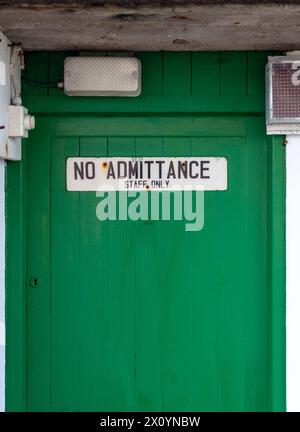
[135, 137, 164, 411]
[220, 52, 247, 96]
[138, 52, 163, 96]
[242, 122, 270, 411]
[192, 52, 221, 96]
[247, 51, 268, 97]
[216, 136, 247, 411]
[22, 52, 49, 96]
[162, 53, 191, 96]
[26, 127, 51, 411]
[78, 137, 109, 411]
[5, 142, 28, 411]
[268, 135, 286, 412]
[189, 137, 220, 411]
[50, 137, 80, 411]
[160, 137, 195, 411]
[104, 137, 136, 410]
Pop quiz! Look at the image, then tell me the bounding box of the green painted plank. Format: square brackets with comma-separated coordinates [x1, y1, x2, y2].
[247, 51, 268, 97]
[103, 138, 136, 410]
[160, 137, 195, 411]
[36, 116, 247, 138]
[242, 123, 270, 411]
[78, 137, 109, 411]
[162, 52, 192, 96]
[5, 143, 27, 412]
[216, 136, 247, 411]
[24, 95, 264, 114]
[22, 52, 49, 96]
[189, 137, 222, 411]
[220, 52, 247, 96]
[268, 135, 286, 412]
[26, 129, 51, 411]
[135, 137, 164, 411]
[50, 137, 80, 411]
[192, 52, 221, 96]
[138, 52, 163, 96]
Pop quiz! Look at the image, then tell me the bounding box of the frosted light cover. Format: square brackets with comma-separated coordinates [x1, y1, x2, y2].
[64, 57, 141, 97]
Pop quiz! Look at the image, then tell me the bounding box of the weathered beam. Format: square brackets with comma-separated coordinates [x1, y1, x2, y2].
[0, 2, 299, 51]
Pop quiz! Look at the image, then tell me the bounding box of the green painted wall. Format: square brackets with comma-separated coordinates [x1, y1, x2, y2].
[6, 52, 286, 411]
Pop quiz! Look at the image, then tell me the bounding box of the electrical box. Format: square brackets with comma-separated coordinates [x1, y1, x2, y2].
[8, 105, 35, 138]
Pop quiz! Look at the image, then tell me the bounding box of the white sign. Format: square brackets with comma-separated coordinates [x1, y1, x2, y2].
[66, 157, 227, 191]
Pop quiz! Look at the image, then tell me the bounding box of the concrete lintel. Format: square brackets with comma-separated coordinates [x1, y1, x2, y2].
[0, 2, 300, 51]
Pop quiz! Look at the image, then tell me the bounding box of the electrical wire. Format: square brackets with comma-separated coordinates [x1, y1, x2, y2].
[22, 76, 59, 88]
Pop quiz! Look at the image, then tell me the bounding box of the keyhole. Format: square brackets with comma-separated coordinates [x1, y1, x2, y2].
[30, 277, 41, 288]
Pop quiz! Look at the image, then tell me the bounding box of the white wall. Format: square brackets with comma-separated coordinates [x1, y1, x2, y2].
[0, 158, 5, 412]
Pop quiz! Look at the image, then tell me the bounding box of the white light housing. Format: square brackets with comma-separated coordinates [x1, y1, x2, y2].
[64, 56, 141, 97]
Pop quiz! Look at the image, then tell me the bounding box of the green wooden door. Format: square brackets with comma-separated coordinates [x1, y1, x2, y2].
[6, 52, 285, 412]
[21, 115, 280, 412]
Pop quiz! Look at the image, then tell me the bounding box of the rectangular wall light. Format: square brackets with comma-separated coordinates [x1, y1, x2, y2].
[64, 57, 141, 97]
[266, 55, 300, 134]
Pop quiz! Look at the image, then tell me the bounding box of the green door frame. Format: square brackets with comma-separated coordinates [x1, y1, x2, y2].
[5, 117, 285, 412]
